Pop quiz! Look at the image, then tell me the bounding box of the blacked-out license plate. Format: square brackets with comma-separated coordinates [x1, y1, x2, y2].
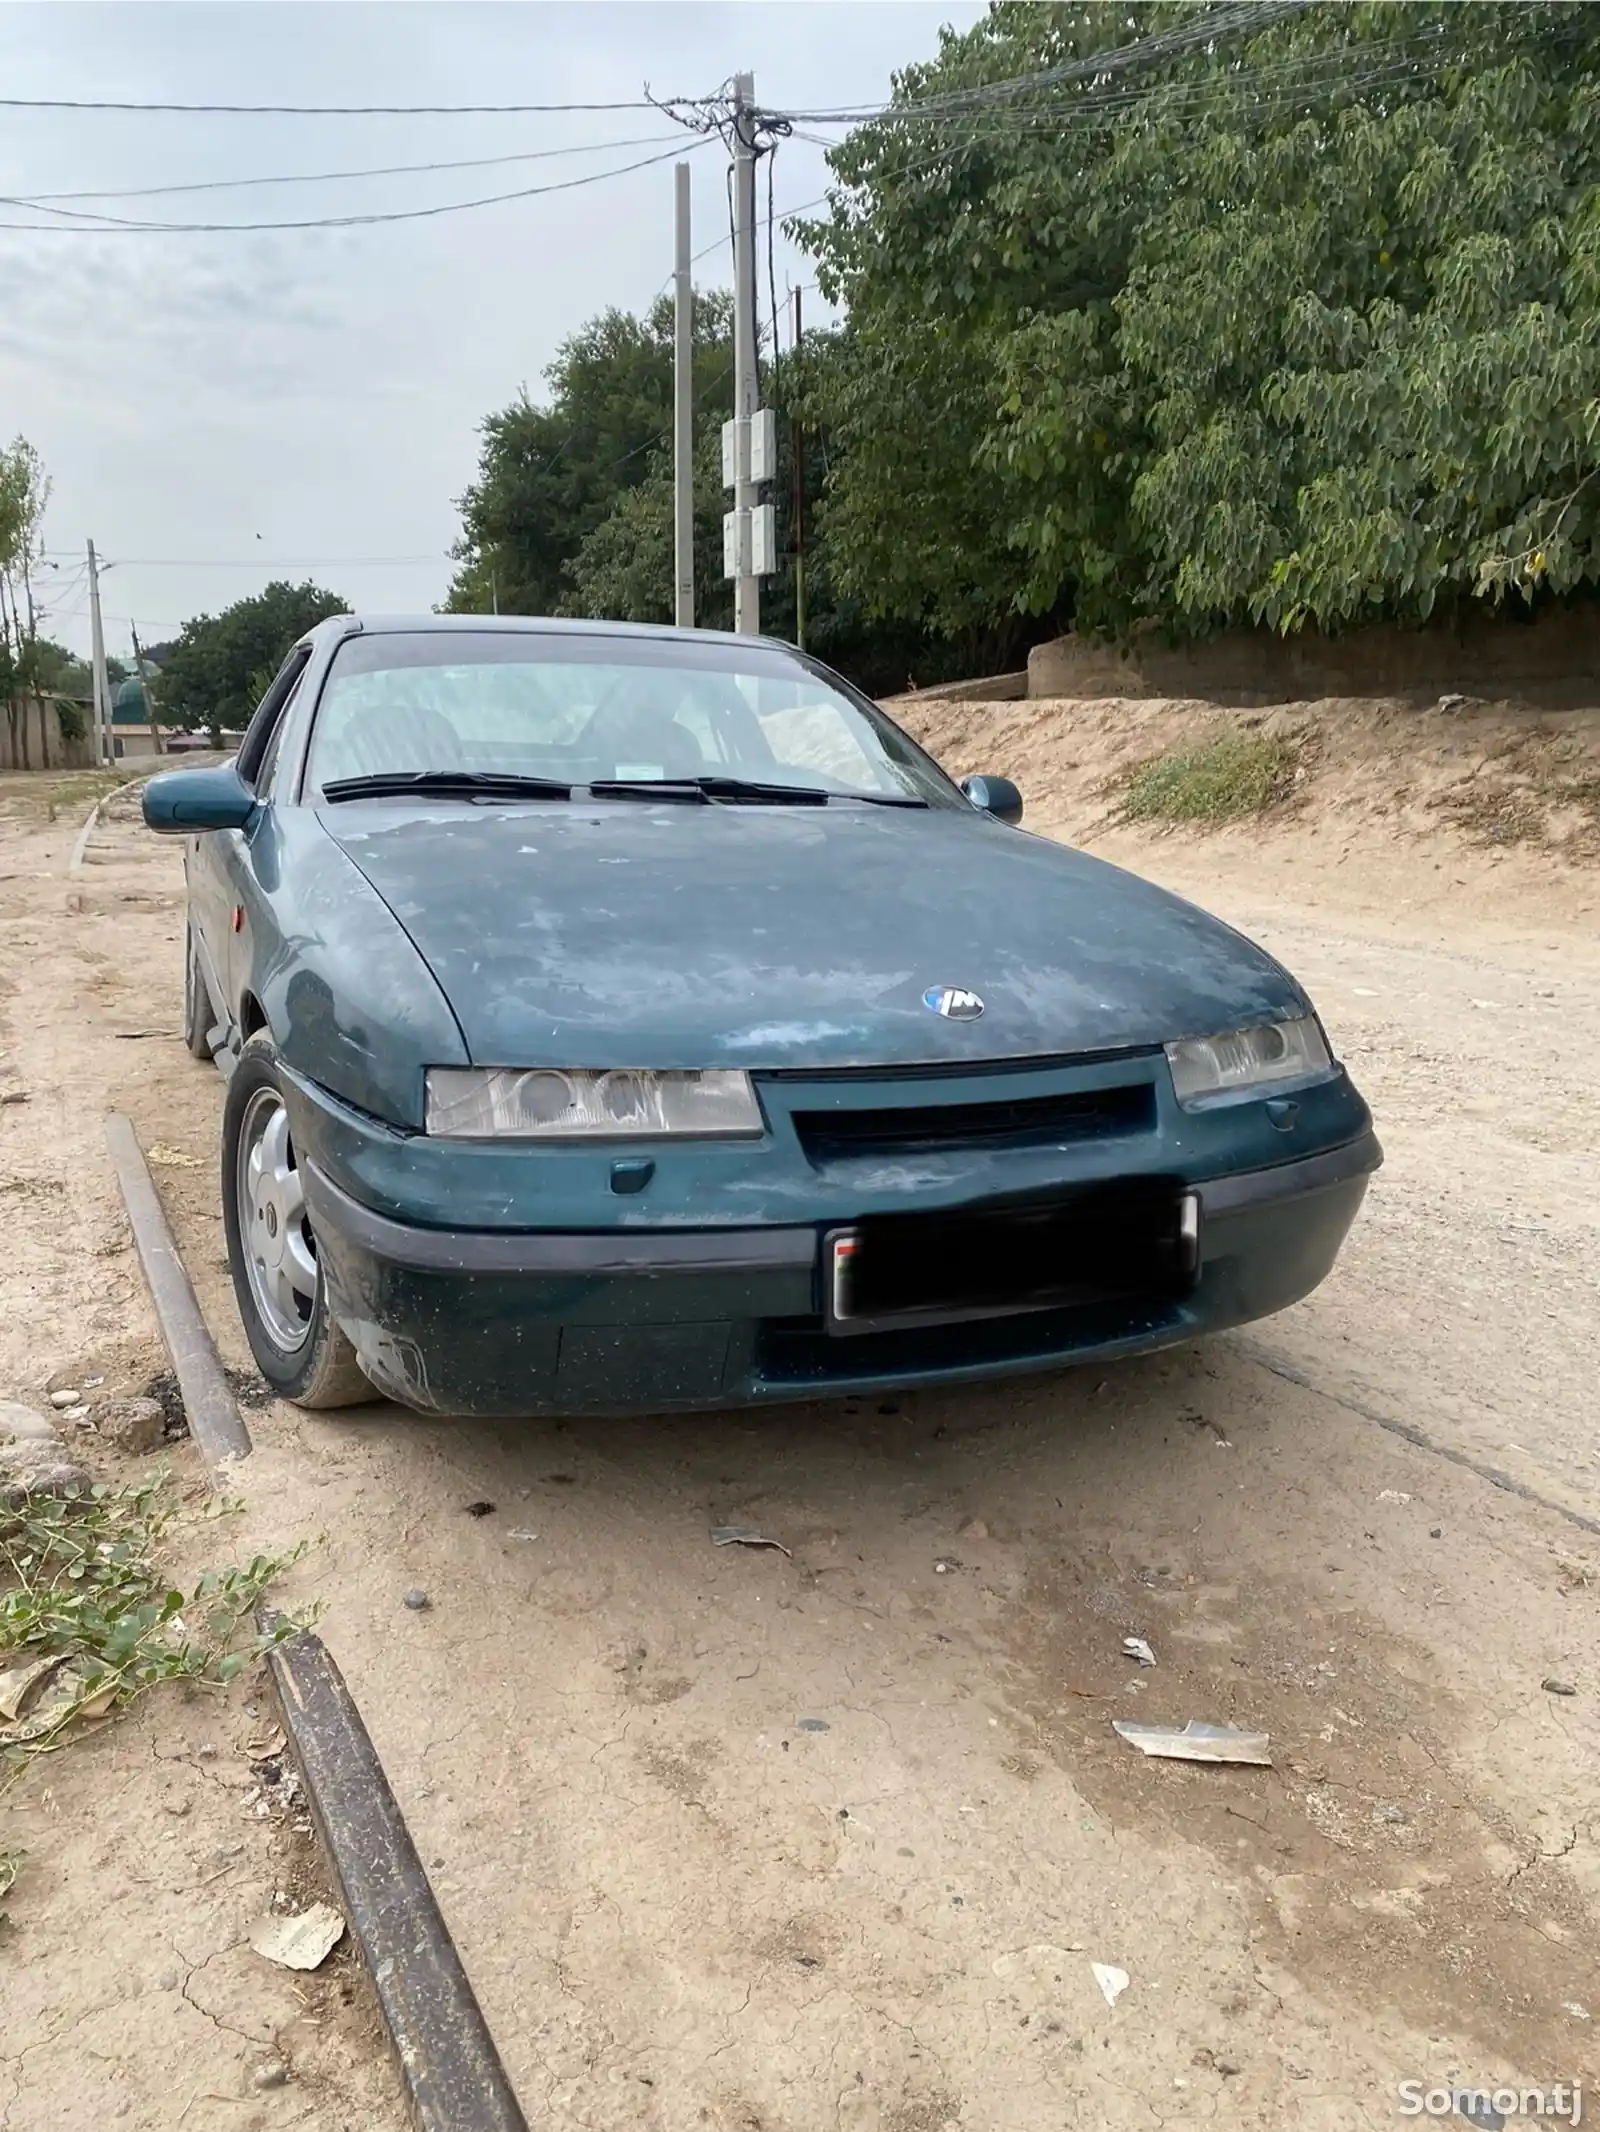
[824, 1184, 1199, 1335]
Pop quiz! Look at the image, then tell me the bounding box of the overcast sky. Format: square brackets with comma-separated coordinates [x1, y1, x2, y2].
[0, 0, 980, 660]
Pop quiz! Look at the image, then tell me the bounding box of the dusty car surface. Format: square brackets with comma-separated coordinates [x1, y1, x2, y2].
[141, 614, 1380, 1416]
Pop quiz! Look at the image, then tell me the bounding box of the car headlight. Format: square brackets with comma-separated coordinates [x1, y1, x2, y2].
[1164, 1015, 1331, 1109]
[424, 1067, 764, 1139]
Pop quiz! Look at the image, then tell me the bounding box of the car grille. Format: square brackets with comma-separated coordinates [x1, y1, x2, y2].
[790, 1082, 1155, 1164]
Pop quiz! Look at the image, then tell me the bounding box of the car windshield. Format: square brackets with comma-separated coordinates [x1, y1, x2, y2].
[302, 631, 960, 805]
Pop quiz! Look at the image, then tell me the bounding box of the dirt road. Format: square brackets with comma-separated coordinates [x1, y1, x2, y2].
[1, 753, 1596, 2131]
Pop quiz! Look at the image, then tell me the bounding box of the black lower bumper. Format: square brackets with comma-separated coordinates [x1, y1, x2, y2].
[302, 1131, 1382, 1416]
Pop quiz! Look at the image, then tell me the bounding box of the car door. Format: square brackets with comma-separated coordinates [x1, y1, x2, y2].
[203, 647, 314, 1031]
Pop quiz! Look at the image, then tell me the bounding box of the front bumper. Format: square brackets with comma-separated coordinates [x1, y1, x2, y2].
[300, 1128, 1382, 1416]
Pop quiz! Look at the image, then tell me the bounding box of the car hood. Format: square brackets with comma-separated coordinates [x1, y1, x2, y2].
[319, 802, 1305, 1071]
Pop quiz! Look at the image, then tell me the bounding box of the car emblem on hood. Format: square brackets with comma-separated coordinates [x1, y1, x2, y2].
[924, 985, 984, 1020]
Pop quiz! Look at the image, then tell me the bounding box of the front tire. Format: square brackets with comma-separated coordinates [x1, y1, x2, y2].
[221, 1035, 373, 1408]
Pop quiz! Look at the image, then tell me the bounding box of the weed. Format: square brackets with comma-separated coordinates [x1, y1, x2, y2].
[1120, 732, 1299, 825]
[1555, 774, 1600, 823]
[0, 1474, 310, 1780]
[1433, 772, 1600, 852]
[1433, 783, 1549, 846]
[40, 768, 127, 824]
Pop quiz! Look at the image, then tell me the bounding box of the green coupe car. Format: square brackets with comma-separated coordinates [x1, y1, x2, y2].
[142, 615, 1379, 1417]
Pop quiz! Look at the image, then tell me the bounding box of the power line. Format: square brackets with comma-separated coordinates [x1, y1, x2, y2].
[0, 91, 699, 117]
[20, 131, 686, 203]
[43, 551, 446, 567]
[0, 137, 711, 233]
[765, 0, 1318, 125]
[783, 32, 1450, 143]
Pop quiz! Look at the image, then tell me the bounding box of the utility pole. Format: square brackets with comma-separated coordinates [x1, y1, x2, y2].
[86, 539, 111, 766]
[730, 71, 761, 635]
[673, 160, 695, 630]
[790, 286, 806, 653]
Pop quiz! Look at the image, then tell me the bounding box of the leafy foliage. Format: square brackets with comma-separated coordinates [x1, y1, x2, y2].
[450, 290, 1034, 691]
[797, 0, 1600, 640]
[446, 294, 737, 616]
[0, 437, 52, 763]
[156, 580, 348, 732]
[0, 1474, 310, 1778]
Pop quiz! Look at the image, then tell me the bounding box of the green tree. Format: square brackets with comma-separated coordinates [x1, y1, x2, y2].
[0, 438, 51, 766]
[799, 0, 1600, 640]
[563, 426, 733, 631]
[157, 581, 348, 732]
[446, 292, 737, 615]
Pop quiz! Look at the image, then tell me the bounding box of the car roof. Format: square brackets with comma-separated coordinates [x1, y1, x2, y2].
[301, 612, 795, 652]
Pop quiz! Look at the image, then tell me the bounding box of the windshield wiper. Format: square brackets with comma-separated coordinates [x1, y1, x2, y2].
[320, 771, 572, 803]
[588, 776, 831, 806]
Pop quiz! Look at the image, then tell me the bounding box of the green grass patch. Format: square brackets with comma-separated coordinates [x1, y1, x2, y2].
[1121, 733, 1299, 825]
[1, 1474, 310, 1790]
[43, 768, 130, 822]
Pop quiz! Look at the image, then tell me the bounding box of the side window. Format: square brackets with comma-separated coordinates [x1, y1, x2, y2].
[252, 678, 301, 801]
[237, 647, 313, 788]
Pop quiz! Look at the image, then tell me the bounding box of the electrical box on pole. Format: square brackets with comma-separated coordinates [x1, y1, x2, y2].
[749, 503, 777, 577]
[721, 410, 776, 489]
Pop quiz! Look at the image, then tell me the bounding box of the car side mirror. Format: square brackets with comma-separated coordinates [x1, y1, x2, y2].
[961, 774, 1023, 826]
[142, 764, 258, 834]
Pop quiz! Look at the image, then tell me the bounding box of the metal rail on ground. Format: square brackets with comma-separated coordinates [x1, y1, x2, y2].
[105, 1112, 254, 1468]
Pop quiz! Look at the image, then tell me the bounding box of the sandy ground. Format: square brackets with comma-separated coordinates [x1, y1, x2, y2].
[0, 774, 406, 2132]
[1, 725, 1596, 2131]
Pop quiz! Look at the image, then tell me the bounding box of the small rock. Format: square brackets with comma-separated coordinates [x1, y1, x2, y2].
[796, 1717, 830, 1733]
[1429, 1526, 1442, 1539]
[1542, 1677, 1577, 1697]
[0, 1399, 61, 1444]
[0, 1440, 91, 1504]
[0, 1091, 29, 1107]
[197, 1744, 218, 1762]
[1373, 1803, 1408, 1825]
[157, 1967, 180, 1992]
[163, 1793, 192, 1818]
[1216, 2059, 1241, 2078]
[97, 1396, 166, 1455]
[64, 1405, 92, 1426]
[957, 1518, 989, 1541]
[250, 2060, 290, 2092]
[402, 1588, 430, 1612]
[48, 1390, 80, 1410]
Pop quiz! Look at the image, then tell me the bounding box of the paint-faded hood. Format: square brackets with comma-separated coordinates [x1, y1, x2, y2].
[320, 802, 1304, 1070]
